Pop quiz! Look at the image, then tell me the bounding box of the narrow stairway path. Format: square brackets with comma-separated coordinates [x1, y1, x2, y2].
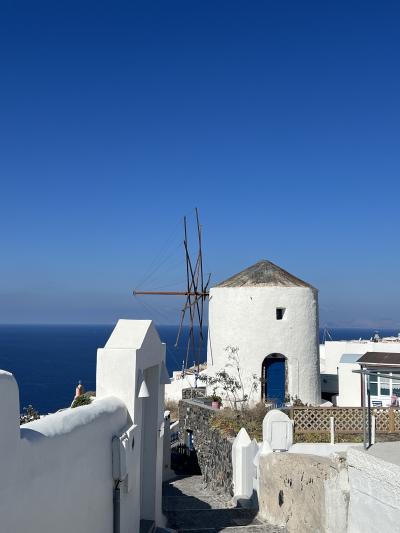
[160, 475, 286, 533]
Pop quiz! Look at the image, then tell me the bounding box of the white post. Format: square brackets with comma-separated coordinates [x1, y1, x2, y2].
[162, 414, 173, 481]
[232, 428, 254, 501]
[330, 417, 335, 445]
[371, 415, 376, 445]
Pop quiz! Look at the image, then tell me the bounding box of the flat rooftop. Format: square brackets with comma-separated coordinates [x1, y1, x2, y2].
[324, 338, 400, 344]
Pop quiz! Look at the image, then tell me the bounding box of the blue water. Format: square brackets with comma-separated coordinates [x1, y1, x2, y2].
[0, 325, 398, 414]
[0, 325, 206, 414]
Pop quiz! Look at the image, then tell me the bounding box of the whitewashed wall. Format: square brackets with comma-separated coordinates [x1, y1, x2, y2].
[322, 340, 400, 375]
[165, 372, 196, 402]
[0, 370, 127, 533]
[0, 319, 166, 533]
[97, 319, 167, 531]
[336, 362, 362, 406]
[207, 286, 320, 405]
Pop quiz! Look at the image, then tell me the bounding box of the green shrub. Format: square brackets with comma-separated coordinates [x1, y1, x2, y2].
[71, 394, 92, 409]
[211, 403, 270, 441]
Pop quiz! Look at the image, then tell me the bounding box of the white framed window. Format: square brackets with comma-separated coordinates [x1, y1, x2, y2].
[369, 373, 400, 397]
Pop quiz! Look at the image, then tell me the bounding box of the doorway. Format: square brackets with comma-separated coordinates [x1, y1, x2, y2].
[262, 354, 286, 407]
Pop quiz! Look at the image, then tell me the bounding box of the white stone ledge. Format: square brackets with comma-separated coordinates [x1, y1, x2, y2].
[21, 396, 127, 440]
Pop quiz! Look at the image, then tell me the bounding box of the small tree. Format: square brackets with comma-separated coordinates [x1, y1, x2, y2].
[200, 346, 259, 410]
[20, 405, 40, 425]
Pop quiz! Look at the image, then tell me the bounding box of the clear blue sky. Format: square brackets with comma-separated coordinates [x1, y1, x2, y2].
[1, 1, 400, 327]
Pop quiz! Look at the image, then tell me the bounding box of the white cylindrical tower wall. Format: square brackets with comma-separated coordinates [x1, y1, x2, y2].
[207, 286, 320, 405]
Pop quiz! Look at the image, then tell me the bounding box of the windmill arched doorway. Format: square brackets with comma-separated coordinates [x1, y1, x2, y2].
[262, 354, 287, 407]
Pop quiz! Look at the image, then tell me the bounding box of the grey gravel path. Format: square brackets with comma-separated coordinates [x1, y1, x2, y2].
[161, 475, 286, 533]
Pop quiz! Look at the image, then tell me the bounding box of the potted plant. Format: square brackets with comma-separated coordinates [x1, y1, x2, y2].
[211, 394, 222, 410]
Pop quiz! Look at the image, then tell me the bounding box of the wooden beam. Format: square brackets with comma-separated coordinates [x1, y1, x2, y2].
[133, 291, 209, 296]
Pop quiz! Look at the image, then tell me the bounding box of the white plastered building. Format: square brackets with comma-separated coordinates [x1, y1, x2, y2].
[0, 319, 169, 533]
[207, 260, 321, 406]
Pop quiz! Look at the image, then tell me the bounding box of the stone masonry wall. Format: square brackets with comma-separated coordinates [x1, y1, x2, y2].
[179, 400, 234, 497]
[258, 452, 349, 533]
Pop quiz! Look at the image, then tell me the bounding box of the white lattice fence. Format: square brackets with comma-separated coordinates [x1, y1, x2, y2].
[374, 408, 389, 432]
[291, 407, 400, 434]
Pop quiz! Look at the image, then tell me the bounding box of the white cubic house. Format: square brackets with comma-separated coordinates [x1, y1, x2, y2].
[337, 351, 400, 407]
[207, 260, 321, 406]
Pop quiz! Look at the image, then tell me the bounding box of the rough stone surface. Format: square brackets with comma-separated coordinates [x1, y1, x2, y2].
[163, 475, 286, 532]
[179, 400, 234, 497]
[258, 453, 349, 533]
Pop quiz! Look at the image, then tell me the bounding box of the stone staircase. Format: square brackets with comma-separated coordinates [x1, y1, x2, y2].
[160, 475, 285, 533]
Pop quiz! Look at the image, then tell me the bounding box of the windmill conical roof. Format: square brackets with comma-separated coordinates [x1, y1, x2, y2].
[215, 260, 315, 289]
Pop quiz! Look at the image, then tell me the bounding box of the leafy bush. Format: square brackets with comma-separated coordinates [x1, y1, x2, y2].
[209, 394, 223, 405]
[200, 346, 259, 410]
[71, 393, 92, 409]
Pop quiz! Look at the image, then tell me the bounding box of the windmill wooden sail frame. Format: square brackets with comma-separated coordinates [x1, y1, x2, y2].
[133, 208, 210, 371]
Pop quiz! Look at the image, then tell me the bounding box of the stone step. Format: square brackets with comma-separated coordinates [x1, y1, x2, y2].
[176, 526, 284, 533]
[221, 526, 284, 532]
[162, 476, 286, 533]
[163, 475, 232, 511]
[166, 508, 261, 530]
[140, 519, 155, 533]
[164, 495, 219, 511]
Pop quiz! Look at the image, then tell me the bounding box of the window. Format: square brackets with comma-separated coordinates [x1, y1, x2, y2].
[380, 378, 390, 396]
[393, 379, 400, 397]
[276, 308, 286, 320]
[369, 377, 378, 395]
[368, 373, 400, 397]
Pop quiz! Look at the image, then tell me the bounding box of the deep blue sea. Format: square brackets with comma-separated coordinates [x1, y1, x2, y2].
[0, 325, 398, 414]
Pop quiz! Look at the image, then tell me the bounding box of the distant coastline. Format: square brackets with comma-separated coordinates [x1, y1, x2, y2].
[0, 324, 399, 414]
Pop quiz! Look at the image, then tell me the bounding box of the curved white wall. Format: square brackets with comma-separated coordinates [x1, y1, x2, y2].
[0, 320, 166, 533]
[207, 286, 320, 405]
[0, 375, 128, 533]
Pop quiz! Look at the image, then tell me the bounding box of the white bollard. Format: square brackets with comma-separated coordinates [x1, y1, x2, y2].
[232, 428, 254, 500]
[330, 417, 335, 445]
[371, 415, 376, 445]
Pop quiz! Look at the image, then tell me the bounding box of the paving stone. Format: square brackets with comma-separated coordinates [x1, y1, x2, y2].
[220, 527, 285, 532]
[162, 475, 286, 533]
[167, 508, 261, 530]
[177, 524, 284, 533]
[163, 475, 233, 511]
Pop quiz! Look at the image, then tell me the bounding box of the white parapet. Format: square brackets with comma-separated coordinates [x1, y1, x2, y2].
[262, 409, 293, 451]
[0, 386, 128, 533]
[347, 444, 400, 533]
